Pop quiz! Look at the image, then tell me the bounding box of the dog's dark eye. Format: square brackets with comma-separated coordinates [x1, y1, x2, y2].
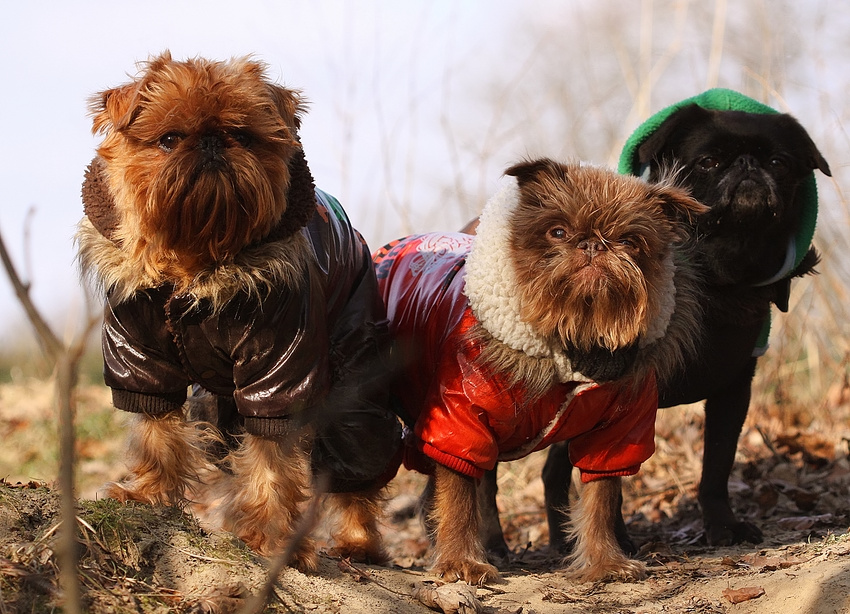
[696, 156, 721, 170]
[619, 238, 637, 249]
[158, 132, 184, 153]
[548, 227, 568, 241]
[769, 156, 787, 170]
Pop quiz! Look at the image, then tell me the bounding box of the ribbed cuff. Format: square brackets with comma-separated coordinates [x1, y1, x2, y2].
[421, 442, 484, 479]
[111, 388, 186, 415]
[578, 464, 641, 484]
[242, 416, 299, 437]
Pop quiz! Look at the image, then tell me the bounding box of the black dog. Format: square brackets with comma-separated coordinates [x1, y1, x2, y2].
[478, 94, 831, 556]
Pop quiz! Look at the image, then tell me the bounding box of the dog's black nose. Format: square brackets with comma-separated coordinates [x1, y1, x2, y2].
[578, 239, 607, 260]
[735, 154, 760, 171]
[199, 134, 226, 161]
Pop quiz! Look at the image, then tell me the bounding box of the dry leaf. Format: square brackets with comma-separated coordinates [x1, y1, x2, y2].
[722, 586, 765, 604]
[413, 581, 483, 614]
[776, 514, 832, 531]
[740, 552, 812, 570]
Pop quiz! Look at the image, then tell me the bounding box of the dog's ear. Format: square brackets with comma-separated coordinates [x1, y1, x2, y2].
[650, 181, 710, 232]
[88, 82, 143, 135]
[776, 115, 832, 177]
[504, 158, 566, 187]
[89, 51, 176, 135]
[267, 84, 307, 131]
[637, 104, 713, 165]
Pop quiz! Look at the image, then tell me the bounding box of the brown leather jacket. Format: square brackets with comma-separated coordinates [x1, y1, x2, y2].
[101, 190, 402, 491]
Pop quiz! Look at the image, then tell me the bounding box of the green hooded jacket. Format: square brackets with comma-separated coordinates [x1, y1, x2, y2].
[617, 88, 821, 354]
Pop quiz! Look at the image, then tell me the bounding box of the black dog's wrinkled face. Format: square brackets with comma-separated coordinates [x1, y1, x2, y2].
[639, 106, 830, 230]
[637, 105, 831, 285]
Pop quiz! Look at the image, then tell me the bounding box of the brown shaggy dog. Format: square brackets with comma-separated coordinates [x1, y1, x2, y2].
[373, 159, 706, 584]
[78, 52, 401, 568]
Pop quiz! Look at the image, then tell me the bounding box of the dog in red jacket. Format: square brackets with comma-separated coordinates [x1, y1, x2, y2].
[374, 159, 706, 584]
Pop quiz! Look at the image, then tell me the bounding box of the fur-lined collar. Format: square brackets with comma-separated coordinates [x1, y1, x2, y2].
[77, 150, 318, 311]
[463, 175, 678, 384]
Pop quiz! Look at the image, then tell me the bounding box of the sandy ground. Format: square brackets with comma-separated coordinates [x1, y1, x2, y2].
[2, 382, 850, 613]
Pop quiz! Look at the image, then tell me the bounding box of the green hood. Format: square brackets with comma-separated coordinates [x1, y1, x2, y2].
[618, 88, 819, 274]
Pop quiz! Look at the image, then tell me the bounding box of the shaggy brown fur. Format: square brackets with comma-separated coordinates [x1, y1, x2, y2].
[104, 411, 213, 506]
[566, 478, 645, 581]
[449, 159, 707, 584]
[88, 53, 302, 286]
[428, 465, 499, 586]
[325, 490, 390, 564]
[216, 434, 318, 570]
[507, 160, 700, 356]
[83, 52, 388, 567]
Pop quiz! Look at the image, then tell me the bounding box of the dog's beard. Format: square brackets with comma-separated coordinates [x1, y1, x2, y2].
[514, 250, 654, 353]
[98, 131, 297, 284]
[137, 148, 290, 269]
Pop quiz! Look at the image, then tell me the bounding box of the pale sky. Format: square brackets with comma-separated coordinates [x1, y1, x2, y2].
[1, 0, 846, 350]
[0, 0, 506, 345]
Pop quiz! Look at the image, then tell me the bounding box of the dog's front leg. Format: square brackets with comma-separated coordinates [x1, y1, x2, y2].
[223, 434, 318, 571]
[327, 488, 389, 564]
[566, 477, 645, 582]
[105, 411, 205, 506]
[701, 365, 763, 546]
[429, 464, 499, 586]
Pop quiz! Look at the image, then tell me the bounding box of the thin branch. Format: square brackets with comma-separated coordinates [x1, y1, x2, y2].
[237, 473, 329, 614]
[0, 222, 91, 614]
[0, 228, 63, 360]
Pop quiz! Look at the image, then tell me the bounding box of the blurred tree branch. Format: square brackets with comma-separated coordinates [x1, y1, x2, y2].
[0, 225, 64, 360]
[0, 221, 98, 614]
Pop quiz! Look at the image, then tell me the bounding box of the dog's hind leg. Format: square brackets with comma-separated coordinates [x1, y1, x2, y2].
[477, 466, 510, 563]
[542, 442, 573, 554]
[701, 362, 763, 546]
[105, 411, 206, 506]
[327, 489, 389, 564]
[566, 477, 644, 582]
[221, 433, 318, 571]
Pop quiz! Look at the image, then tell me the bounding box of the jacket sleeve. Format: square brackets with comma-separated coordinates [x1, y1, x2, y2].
[102, 290, 189, 414]
[416, 336, 500, 479]
[568, 373, 659, 483]
[306, 190, 403, 491]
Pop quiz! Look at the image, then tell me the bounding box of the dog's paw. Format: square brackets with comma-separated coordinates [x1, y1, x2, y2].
[328, 538, 389, 565]
[566, 556, 646, 583]
[246, 533, 319, 572]
[706, 520, 763, 547]
[432, 559, 500, 586]
[481, 532, 512, 567]
[102, 480, 175, 507]
[289, 538, 320, 573]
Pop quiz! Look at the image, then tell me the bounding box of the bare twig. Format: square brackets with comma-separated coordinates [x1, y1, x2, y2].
[0, 227, 63, 360]
[237, 473, 330, 614]
[0, 223, 97, 614]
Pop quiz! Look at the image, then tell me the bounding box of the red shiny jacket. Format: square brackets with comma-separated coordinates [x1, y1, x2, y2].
[374, 233, 658, 482]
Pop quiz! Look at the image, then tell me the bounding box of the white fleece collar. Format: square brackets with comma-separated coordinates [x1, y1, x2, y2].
[463, 175, 677, 382]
